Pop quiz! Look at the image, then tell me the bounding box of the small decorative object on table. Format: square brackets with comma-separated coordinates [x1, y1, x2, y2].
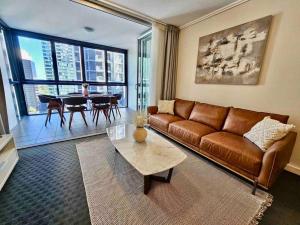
[82, 83, 89, 96]
[133, 111, 148, 143]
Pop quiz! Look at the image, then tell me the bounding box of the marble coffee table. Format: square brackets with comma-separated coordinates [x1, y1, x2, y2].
[106, 124, 187, 194]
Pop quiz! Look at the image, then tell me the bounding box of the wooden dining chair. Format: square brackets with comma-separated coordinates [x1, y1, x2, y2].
[63, 97, 88, 129]
[89, 91, 104, 95]
[91, 96, 111, 125]
[110, 93, 122, 118]
[89, 92, 104, 114]
[38, 95, 64, 126]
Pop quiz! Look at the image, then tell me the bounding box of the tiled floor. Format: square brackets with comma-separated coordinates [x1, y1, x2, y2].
[11, 108, 135, 148]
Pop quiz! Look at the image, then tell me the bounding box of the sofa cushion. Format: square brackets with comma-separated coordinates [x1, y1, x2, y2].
[169, 120, 216, 146]
[174, 99, 195, 119]
[244, 116, 295, 151]
[189, 103, 229, 130]
[200, 132, 264, 176]
[223, 107, 289, 136]
[158, 100, 175, 115]
[149, 114, 183, 132]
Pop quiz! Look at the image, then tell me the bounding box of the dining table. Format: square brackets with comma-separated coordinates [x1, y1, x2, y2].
[56, 93, 116, 127]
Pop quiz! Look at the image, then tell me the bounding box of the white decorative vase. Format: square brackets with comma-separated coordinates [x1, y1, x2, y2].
[133, 127, 148, 143]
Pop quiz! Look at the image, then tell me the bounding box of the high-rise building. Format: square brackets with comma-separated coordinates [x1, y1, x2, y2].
[55, 43, 81, 94]
[41, 41, 56, 96]
[107, 52, 124, 83]
[84, 48, 106, 93]
[41, 41, 54, 80]
[84, 48, 105, 82]
[22, 59, 37, 79]
[22, 59, 38, 113]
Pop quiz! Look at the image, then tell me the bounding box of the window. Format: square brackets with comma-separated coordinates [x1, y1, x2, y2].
[107, 51, 125, 83]
[10, 30, 128, 115]
[55, 42, 82, 81]
[84, 48, 105, 82]
[23, 84, 57, 114]
[58, 85, 82, 95]
[89, 85, 107, 94]
[18, 36, 55, 80]
[108, 86, 127, 107]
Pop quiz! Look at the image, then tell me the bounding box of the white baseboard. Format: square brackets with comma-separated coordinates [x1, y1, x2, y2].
[285, 163, 300, 176]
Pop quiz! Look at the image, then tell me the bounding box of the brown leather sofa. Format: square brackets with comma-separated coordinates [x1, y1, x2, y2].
[148, 99, 297, 193]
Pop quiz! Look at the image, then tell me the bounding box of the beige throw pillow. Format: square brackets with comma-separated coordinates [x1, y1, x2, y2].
[244, 116, 295, 151]
[158, 100, 175, 115]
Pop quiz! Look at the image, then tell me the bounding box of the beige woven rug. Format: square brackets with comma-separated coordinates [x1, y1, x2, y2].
[76, 136, 272, 225]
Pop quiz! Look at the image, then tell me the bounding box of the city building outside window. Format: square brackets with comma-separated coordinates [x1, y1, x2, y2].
[84, 47, 105, 82]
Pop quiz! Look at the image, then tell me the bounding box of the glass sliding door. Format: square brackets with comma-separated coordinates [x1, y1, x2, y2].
[137, 32, 151, 111]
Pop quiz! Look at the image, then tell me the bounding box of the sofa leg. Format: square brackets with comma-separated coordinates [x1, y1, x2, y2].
[252, 179, 258, 195]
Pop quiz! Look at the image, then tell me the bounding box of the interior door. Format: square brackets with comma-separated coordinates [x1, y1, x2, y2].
[137, 32, 151, 111]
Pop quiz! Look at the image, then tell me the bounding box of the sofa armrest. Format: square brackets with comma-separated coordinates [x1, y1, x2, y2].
[258, 131, 297, 188]
[147, 106, 158, 115]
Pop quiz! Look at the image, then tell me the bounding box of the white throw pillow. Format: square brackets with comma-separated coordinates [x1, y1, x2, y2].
[244, 116, 295, 151]
[157, 100, 175, 115]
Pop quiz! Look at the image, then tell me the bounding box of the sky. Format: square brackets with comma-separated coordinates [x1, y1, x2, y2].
[18, 36, 47, 79]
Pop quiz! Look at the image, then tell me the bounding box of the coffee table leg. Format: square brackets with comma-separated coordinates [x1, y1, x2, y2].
[166, 168, 173, 182]
[144, 168, 174, 194]
[144, 175, 151, 194]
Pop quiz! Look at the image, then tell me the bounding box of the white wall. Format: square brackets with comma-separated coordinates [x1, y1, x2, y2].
[176, 0, 300, 171]
[128, 42, 138, 111]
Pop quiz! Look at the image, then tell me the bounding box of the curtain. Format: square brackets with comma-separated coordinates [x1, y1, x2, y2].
[149, 22, 166, 106]
[161, 25, 179, 100]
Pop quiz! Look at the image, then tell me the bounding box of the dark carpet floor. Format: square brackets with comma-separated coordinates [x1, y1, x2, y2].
[0, 135, 299, 225]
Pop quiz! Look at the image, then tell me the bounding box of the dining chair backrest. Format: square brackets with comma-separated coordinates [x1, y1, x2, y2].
[38, 95, 54, 103]
[113, 93, 122, 101]
[63, 97, 87, 106]
[68, 92, 82, 96]
[91, 96, 111, 104]
[90, 91, 104, 95]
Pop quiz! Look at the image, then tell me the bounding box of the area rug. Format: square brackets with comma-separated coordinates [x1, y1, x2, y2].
[76, 136, 272, 225]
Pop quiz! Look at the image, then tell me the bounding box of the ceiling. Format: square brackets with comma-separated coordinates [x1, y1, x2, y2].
[0, 0, 149, 49]
[0, 0, 238, 49]
[104, 0, 237, 26]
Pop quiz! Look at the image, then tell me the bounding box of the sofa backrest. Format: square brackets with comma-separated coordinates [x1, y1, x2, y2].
[223, 107, 289, 136]
[189, 102, 229, 130]
[174, 98, 195, 119]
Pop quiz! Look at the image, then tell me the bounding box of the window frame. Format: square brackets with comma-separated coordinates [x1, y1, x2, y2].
[6, 29, 128, 115]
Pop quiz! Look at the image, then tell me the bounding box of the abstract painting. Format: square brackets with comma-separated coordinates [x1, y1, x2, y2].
[195, 16, 272, 85]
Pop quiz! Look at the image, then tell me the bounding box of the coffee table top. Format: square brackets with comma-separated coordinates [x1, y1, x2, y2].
[106, 124, 186, 176]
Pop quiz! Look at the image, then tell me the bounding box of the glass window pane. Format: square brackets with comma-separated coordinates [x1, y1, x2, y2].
[107, 86, 127, 107]
[58, 85, 82, 95]
[89, 85, 107, 94]
[107, 52, 125, 83]
[18, 36, 55, 80]
[55, 42, 82, 81]
[23, 84, 57, 114]
[84, 48, 105, 82]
